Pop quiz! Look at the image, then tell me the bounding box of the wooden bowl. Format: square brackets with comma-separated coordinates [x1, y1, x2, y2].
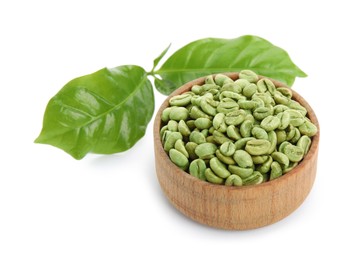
[153, 73, 320, 230]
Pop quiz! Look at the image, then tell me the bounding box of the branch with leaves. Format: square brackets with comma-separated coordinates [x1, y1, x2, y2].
[35, 35, 306, 159]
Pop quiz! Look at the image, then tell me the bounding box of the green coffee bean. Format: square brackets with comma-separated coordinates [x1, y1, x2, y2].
[267, 130, 277, 154]
[287, 109, 305, 127]
[174, 139, 189, 158]
[200, 98, 217, 116]
[265, 79, 276, 95]
[220, 91, 243, 101]
[253, 92, 275, 106]
[213, 113, 227, 132]
[245, 139, 271, 155]
[286, 124, 296, 141]
[273, 91, 289, 105]
[284, 144, 304, 162]
[220, 141, 236, 156]
[194, 118, 212, 129]
[189, 159, 207, 180]
[257, 78, 276, 94]
[256, 156, 273, 174]
[221, 82, 243, 93]
[169, 149, 189, 170]
[276, 130, 287, 144]
[185, 142, 198, 160]
[164, 132, 183, 152]
[297, 135, 312, 155]
[195, 142, 217, 159]
[289, 127, 301, 143]
[161, 107, 172, 122]
[234, 78, 251, 89]
[225, 175, 243, 186]
[169, 93, 192, 106]
[169, 107, 189, 121]
[228, 165, 254, 178]
[205, 168, 224, 184]
[279, 141, 291, 154]
[161, 130, 172, 144]
[205, 75, 216, 85]
[277, 87, 292, 98]
[217, 100, 239, 114]
[160, 125, 168, 139]
[243, 171, 263, 185]
[242, 83, 257, 98]
[288, 100, 307, 116]
[270, 161, 283, 180]
[253, 106, 274, 120]
[299, 120, 318, 137]
[215, 74, 233, 86]
[209, 157, 231, 178]
[178, 120, 191, 136]
[240, 119, 253, 137]
[224, 110, 246, 126]
[191, 85, 203, 95]
[215, 149, 236, 165]
[202, 84, 219, 92]
[204, 96, 219, 107]
[273, 104, 289, 114]
[233, 150, 253, 168]
[189, 131, 206, 144]
[271, 152, 289, 168]
[239, 70, 258, 83]
[226, 125, 241, 140]
[252, 155, 269, 164]
[189, 106, 211, 119]
[238, 100, 258, 110]
[251, 126, 268, 140]
[252, 97, 265, 108]
[256, 78, 268, 93]
[261, 115, 280, 131]
[167, 120, 178, 132]
[276, 111, 290, 130]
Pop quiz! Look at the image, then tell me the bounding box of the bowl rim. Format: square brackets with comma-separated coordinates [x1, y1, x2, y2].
[153, 72, 320, 191]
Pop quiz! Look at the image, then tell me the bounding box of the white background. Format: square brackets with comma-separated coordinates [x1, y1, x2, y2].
[1, 0, 359, 259]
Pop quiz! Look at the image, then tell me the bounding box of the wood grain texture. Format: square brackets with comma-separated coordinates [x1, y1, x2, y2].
[153, 73, 320, 230]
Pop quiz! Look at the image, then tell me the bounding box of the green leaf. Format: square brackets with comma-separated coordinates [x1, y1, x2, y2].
[154, 35, 307, 95]
[35, 65, 154, 159]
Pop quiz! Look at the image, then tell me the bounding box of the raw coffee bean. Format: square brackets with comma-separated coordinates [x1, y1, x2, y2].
[245, 139, 271, 156]
[169, 149, 189, 170]
[189, 159, 207, 180]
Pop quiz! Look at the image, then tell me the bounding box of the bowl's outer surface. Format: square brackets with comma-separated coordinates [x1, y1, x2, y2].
[153, 73, 320, 230]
